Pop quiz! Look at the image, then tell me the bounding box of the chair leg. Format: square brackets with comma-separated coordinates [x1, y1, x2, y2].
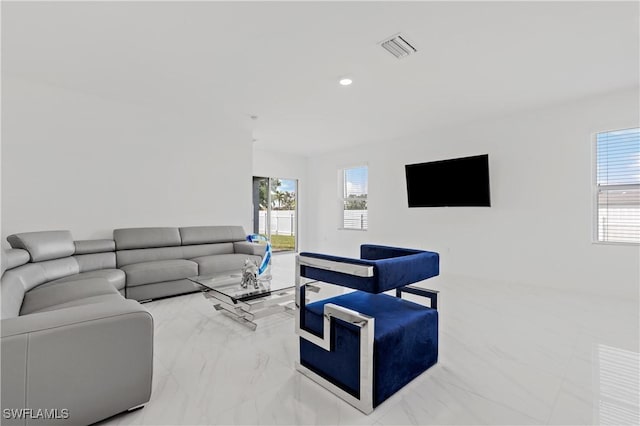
[127, 404, 145, 412]
[296, 361, 374, 414]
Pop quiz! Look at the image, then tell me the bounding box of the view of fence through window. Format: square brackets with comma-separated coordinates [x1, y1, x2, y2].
[596, 128, 640, 244]
[342, 166, 368, 230]
[255, 177, 297, 251]
[258, 211, 295, 237]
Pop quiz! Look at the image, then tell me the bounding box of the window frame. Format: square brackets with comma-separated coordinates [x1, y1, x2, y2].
[592, 127, 640, 245]
[338, 164, 369, 231]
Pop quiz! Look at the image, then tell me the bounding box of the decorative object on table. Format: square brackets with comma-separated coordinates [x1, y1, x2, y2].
[240, 259, 259, 289]
[295, 244, 440, 414]
[245, 234, 272, 279]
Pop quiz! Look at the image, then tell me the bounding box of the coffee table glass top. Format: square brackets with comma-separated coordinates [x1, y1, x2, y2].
[189, 273, 293, 303]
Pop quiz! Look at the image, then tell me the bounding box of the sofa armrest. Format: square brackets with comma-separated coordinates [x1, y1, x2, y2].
[1, 299, 148, 337]
[233, 241, 267, 257]
[1, 300, 153, 425]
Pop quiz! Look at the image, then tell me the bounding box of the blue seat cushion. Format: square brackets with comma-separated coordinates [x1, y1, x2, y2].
[299, 245, 439, 294]
[300, 291, 438, 407]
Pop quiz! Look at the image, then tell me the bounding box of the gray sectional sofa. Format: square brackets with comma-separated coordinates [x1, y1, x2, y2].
[1, 231, 152, 426]
[0, 225, 265, 425]
[114, 226, 265, 301]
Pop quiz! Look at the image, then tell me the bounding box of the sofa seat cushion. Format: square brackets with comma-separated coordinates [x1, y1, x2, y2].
[192, 253, 262, 276]
[26, 294, 126, 315]
[20, 278, 119, 316]
[44, 269, 126, 291]
[120, 259, 198, 287]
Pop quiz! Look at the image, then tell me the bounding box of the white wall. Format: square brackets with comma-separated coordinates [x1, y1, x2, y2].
[306, 89, 640, 299]
[253, 148, 308, 250]
[1, 78, 253, 243]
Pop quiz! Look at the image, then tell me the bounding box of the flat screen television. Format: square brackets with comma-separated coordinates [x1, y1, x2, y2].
[405, 154, 491, 207]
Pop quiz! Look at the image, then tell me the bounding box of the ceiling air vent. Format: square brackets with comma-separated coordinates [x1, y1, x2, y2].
[380, 34, 417, 59]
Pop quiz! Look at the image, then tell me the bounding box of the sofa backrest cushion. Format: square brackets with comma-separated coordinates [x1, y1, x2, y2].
[116, 243, 234, 268]
[179, 226, 246, 246]
[74, 253, 116, 272]
[7, 230, 75, 262]
[1, 249, 30, 275]
[181, 243, 235, 259]
[117, 246, 182, 268]
[74, 239, 115, 255]
[0, 257, 80, 319]
[114, 228, 181, 250]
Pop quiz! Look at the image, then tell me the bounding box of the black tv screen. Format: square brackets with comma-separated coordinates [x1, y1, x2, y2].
[405, 154, 491, 207]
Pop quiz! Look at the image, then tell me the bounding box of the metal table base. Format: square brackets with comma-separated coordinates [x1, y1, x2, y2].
[202, 287, 295, 330]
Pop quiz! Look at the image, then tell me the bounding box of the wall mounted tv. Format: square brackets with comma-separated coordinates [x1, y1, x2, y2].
[405, 154, 491, 207]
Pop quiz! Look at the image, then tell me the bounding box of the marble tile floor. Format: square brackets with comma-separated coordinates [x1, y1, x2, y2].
[98, 254, 639, 425]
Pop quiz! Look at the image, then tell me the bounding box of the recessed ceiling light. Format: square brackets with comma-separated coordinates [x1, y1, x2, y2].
[339, 78, 353, 86]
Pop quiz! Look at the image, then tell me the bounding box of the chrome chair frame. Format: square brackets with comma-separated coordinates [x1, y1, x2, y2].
[294, 254, 439, 414]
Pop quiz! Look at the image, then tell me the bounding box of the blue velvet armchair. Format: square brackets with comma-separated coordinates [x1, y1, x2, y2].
[295, 244, 440, 414]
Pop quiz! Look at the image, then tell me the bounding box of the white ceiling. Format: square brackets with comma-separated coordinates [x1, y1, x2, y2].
[3, 1, 639, 155]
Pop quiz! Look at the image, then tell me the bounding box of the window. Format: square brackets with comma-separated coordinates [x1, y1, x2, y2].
[340, 166, 368, 230]
[595, 128, 640, 244]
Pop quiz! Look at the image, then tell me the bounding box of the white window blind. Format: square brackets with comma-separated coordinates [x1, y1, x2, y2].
[596, 128, 640, 244]
[341, 166, 368, 230]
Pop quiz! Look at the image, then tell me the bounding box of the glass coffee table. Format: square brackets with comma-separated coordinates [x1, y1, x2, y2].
[189, 274, 295, 330]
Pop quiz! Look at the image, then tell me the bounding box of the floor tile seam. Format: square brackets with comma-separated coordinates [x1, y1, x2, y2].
[544, 330, 582, 425]
[439, 378, 547, 424]
[442, 331, 571, 386]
